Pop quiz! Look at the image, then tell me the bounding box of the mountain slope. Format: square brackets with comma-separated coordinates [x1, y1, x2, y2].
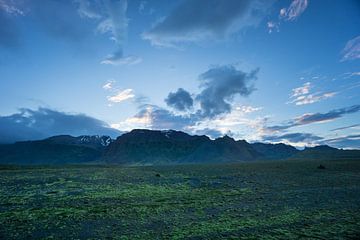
[103, 129, 260, 164]
[0, 130, 359, 165]
[0, 135, 112, 165]
[251, 142, 299, 160]
[290, 145, 360, 160]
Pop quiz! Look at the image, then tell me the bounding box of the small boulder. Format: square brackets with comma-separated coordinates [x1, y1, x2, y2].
[317, 164, 326, 170]
[155, 173, 161, 177]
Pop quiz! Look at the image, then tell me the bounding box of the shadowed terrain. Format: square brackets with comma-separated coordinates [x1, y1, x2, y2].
[1, 159, 359, 239]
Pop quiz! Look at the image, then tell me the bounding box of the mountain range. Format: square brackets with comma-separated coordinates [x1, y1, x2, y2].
[0, 129, 359, 165]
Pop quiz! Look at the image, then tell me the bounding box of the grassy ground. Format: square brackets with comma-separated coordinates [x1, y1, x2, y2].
[1, 159, 360, 239]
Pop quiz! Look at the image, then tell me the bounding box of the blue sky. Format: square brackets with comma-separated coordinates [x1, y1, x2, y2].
[0, 0, 359, 148]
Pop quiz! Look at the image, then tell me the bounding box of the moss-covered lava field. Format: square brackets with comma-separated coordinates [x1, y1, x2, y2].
[1, 159, 360, 239]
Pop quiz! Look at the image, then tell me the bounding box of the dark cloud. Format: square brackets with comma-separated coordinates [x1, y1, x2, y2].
[143, 0, 272, 46]
[0, 108, 121, 143]
[134, 105, 195, 130]
[165, 88, 193, 111]
[263, 132, 323, 144]
[196, 65, 258, 118]
[267, 105, 360, 132]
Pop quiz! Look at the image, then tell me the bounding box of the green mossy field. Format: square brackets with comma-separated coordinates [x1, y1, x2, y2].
[1, 159, 360, 239]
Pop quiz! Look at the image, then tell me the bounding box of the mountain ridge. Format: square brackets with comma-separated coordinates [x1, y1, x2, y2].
[0, 129, 359, 165]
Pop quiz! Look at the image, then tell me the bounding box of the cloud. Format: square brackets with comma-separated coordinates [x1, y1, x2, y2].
[187, 104, 265, 141]
[267, 0, 308, 33]
[341, 36, 360, 62]
[112, 65, 260, 139]
[143, 0, 273, 47]
[291, 82, 311, 97]
[96, 0, 142, 65]
[102, 80, 115, 90]
[165, 88, 193, 111]
[0, 108, 121, 143]
[193, 128, 223, 139]
[289, 82, 336, 105]
[235, 105, 262, 113]
[0, 0, 25, 48]
[331, 124, 360, 132]
[138, 1, 146, 14]
[101, 53, 142, 66]
[196, 65, 258, 118]
[107, 89, 135, 103]
[72, 0, 140, 65]
[267, 105, 360, 132]
[75, 0, 101, 19]
[0, 0, 24, 16]
[263, 132, 323, 144]
[322, 134, 360, 149]
[279, 0, 308, 21]
[113, 105, 194, 131]
[267, 21, 279, 33]
[292, 92, 336, 106]
[0, 9, 20, 48]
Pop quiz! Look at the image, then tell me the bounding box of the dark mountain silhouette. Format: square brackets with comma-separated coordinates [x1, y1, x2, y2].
[251, 142, 299, 160]
[103, 130, 260, 164]
[0, 135, 112, 165]
[290, 145, 360, 160]
[0, 129, 359, 165]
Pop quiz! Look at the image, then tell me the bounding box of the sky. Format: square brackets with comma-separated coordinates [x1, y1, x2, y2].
[0, 0, 359, 149]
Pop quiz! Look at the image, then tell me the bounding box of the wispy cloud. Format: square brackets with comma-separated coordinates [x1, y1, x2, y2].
[0, 0, 24, 16]
[102, 79, 115, 90]
[73, 0, 141, 65]
[0, 0, 25, 48]
[75, 0, 101, 19]
[291, 82, 311, 96]
[101, 54, 142, 66]
[143, 0, 273, 47]
[331, 124, 360, 132]
[267, 21, 279, 33]
[341, 36, 360, 62]
[288, 82, 336, 105]
[107, 89, 135, 103]
[267, 0, 308, 33]
[279, 0, 308, 21]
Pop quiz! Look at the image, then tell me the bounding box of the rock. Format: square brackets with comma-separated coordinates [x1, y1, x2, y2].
[317, 164, 326, 169]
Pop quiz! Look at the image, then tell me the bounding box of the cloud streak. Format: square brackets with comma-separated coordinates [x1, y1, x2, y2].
[341, 36, 360, 62]
[331, 124, 360, 132]
[107, 89, 135, 103]
[289, 82, 336, 105]
[267, 105, 360, 132]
